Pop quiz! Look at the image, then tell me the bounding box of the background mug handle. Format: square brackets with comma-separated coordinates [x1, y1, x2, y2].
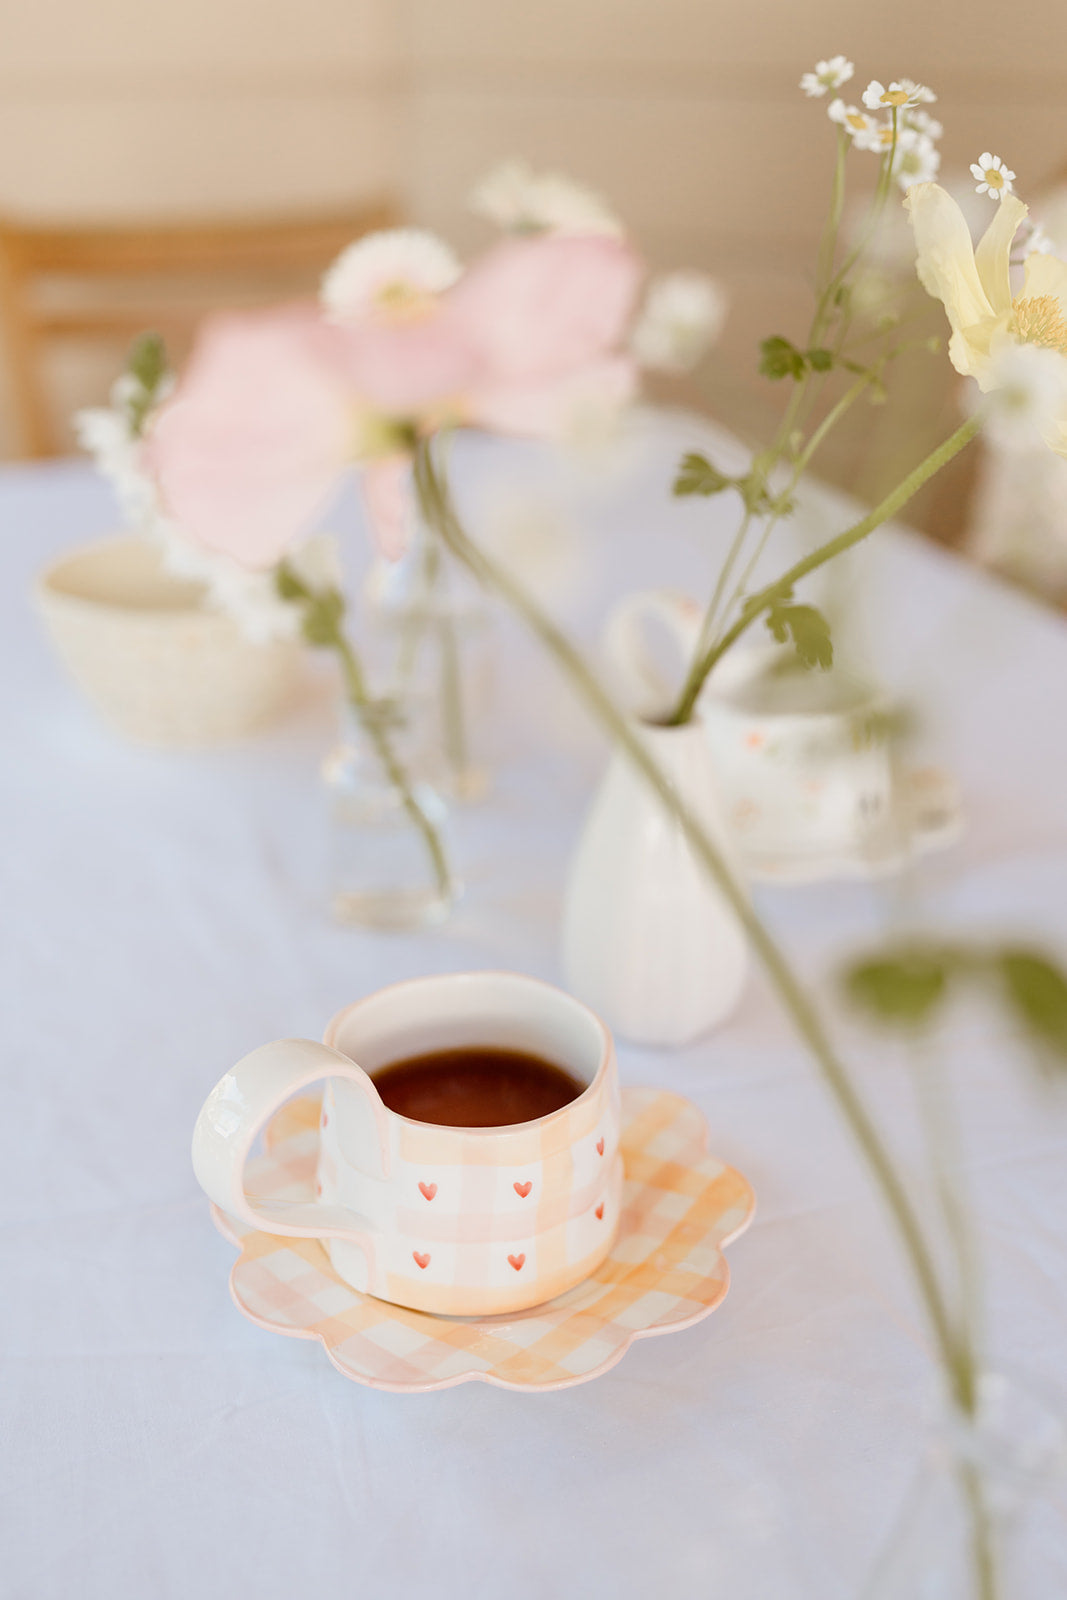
[602, 588, 704, 719]
[191, 1038, 388, 1241]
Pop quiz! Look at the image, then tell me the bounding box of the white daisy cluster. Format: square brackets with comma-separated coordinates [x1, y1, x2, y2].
[468, 160, 623, 238]
[816, 68, 941, 192]
[979, 340, 1067, 451]
[322, 228, 461, 323]
[970, 153, 1016, 203]
[630, 271, 727, 373]
[76, 366, 336, 644]
[799, 56, 854, 98]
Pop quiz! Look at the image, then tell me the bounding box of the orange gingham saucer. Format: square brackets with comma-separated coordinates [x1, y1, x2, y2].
[210, 1086, 756, 1393]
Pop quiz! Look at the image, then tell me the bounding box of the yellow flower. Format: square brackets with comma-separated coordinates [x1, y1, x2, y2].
[906, 182, 1067, 452]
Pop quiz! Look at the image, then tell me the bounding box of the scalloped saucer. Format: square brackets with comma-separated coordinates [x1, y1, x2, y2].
[743, 766, 964, 885]
[210, 1086, 755, 1392]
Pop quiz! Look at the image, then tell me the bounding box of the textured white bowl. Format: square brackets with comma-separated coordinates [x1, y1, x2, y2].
[36, 534, 305, 746]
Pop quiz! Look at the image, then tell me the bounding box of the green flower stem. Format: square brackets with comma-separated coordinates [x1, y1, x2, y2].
[331, 628, 452, 901]
[667, 410, 983, 726]
[414, 438, 971, 1404]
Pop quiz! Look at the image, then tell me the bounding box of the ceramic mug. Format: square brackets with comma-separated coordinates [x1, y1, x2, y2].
[604, 589, 900, 865]
[192, 972, 622, 1317]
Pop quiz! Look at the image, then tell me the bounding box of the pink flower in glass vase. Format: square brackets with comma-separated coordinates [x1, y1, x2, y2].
[454, 231, 643, 437]
[149, 229, 644, 568]
[146, 304, 353, 570]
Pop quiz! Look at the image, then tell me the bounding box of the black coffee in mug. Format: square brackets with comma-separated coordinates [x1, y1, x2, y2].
[370, 1047, 584, 1128]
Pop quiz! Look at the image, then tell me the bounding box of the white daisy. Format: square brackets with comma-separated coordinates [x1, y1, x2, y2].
[895, 78, 937, 105]
[827, 99, 880, 146]
[468, 160, 623, 238]
[978, 340, 1067, 452]
[862, 79, 935, 112]
[893, 133, 941, 192]
[970, 153, 1016, 201]
[800, 56, 854, 98]
[321, 229, 462, 324]
[905, 108, 943, 141]
[630, 271, 727, 372]
[1018, 219, 1055, 258]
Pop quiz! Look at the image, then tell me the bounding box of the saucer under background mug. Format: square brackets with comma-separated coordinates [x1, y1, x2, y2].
[192, 973, 622, 1317]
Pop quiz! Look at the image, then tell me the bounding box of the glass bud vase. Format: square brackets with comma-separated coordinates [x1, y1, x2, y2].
[322, 696, 458, 931]
[362, 519, 494, 803]
[862, 1374, 1067, 1600]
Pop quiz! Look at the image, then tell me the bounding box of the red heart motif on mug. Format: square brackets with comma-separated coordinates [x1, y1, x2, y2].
[413, 1251, 430, 1270]
[513, 1181, 532, 1199]
[596, 1138, 605, 1156]
[418, 1182, 437, 1201]
[507, 1253, 526, 1271]
[595, 1203, 604, 1220]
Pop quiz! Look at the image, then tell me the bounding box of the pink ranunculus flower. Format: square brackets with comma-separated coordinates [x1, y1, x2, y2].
[451, 232, 643, 385]
[146, 304, 353, 571]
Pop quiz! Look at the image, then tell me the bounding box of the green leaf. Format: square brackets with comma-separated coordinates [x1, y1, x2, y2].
[999, 949, 1067, 1064]
[845, 951, 949, 1027]
[759, 336, 807, 382]
[765, 599, 834, 670]
[128, 331, 167, 395]
[124, 331, 169, 436]
[300, 587, 346, 647]
[673, 452, 733, 497]
[274, 561, 309, 602]
[807, 347, 833, 372]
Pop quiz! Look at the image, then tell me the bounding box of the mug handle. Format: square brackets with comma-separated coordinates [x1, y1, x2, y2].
[603, 589, 704, 718]
[191, 1038, 388, 1241]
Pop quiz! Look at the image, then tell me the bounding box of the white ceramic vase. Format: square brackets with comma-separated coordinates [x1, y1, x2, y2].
[561, 720, 749, 1047]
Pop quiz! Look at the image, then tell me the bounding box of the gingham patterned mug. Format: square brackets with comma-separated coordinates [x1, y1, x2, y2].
[192, 973, 622, 1316]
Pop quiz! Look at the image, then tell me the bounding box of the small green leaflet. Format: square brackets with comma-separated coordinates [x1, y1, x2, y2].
[673, 452, 733, 497]
[999, 949, 1067, 1065]
[300, 587, 347, 647]
[125, 331, 169, 436]
[759, 336, 806, 382]
[844, 951, 949, 1027]
[765, 598, 834, 670]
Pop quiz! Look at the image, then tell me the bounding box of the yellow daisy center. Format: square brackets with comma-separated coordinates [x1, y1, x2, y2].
[846, 112, 868, 131]
[880, 88, 912, 106]
[984, 168, 1004, 190]
[1011, 294, 1067, 357]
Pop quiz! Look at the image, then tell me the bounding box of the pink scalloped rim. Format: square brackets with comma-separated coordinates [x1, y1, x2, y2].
[209, 1087, 756, 1393]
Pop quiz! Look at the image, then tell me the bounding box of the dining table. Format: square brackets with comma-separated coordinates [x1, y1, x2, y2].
[3, 407, 1065, 1598]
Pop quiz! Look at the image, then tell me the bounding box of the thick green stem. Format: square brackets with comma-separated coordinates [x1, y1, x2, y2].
[332, 631, 452, 900]
[415, 439, 970, 1398]
[668, 411, 982, 725]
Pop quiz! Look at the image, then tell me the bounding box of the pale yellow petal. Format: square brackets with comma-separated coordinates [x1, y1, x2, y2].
[974, 193, 1028, 316]
[1021, 251, 1067, 321]
[905, 184, 994, 374]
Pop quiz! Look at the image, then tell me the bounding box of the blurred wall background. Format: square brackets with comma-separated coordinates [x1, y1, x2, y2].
[2, 0, 1066, 536]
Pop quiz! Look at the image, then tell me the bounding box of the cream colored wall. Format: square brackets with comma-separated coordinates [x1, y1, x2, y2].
[2, 0, 1066, 483]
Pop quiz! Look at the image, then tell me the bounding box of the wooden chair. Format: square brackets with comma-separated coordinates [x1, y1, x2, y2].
[0, 202, 399, 458]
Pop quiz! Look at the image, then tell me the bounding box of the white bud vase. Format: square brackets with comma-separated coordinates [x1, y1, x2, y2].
[561, 719, 749, 1047]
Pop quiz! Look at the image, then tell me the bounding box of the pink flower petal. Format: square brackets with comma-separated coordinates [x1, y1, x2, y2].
[450, 233, 643, 385]
[468, 355, 638, 440]
[334, 307, 479, 416]
[146, 305, 351, 570]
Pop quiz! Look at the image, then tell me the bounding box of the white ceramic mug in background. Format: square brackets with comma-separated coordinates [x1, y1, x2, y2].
[36, 534, 303, 746]
[192, 973, 622, 1317]
[604, 589, 901, 866]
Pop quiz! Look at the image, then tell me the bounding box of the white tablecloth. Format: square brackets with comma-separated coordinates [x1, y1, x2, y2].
[3, 411, 1066, 1598]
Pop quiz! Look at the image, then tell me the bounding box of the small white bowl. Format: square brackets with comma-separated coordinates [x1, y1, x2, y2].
[36, 534, 305, 746]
